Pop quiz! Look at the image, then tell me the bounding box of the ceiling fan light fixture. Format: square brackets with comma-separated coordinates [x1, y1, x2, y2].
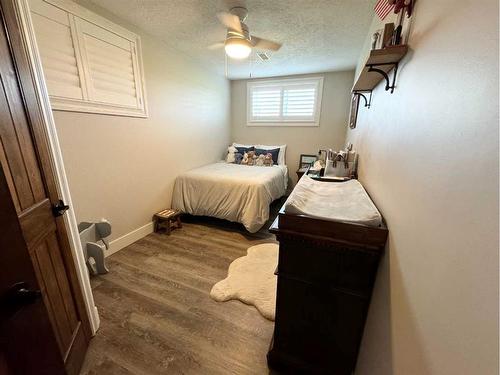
[224, 38, 251, 59]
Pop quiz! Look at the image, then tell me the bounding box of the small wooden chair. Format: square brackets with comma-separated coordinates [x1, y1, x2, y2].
[153, 209, 182, 235]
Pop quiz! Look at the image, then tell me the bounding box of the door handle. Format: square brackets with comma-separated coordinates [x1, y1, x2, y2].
[2, 282, 42, 306]
[52, 199, 69, 217]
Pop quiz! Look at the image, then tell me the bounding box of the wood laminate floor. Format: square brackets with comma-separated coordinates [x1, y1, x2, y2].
[80, 199, 286, 375]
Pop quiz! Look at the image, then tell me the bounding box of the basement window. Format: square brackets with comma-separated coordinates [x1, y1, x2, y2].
[247, 77, 323, 126]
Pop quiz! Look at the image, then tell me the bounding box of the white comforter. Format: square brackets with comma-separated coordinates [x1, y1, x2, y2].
[172, 162, 287, 233]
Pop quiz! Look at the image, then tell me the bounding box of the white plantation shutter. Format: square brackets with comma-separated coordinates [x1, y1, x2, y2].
[282, 85, 316, 120]
[30, 0, 84, 100]
[247, 77, 323, 126]
[251, 86, 281, 119]
[29, 0, 147, 117]
[76, 18, 139, 108]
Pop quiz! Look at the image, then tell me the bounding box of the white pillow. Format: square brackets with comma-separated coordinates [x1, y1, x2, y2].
[257, 144, 287, 165]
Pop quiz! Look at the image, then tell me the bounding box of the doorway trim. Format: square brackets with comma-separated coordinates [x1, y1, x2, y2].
[10, 0, 99, 334]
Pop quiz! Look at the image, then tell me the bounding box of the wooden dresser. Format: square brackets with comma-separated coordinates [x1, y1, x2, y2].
[268, 188, 388, 374]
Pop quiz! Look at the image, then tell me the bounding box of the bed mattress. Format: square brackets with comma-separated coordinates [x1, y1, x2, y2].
[172, 162, 287, 233]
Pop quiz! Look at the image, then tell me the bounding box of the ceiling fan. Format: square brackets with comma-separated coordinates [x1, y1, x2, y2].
[210, 6, 282, 60]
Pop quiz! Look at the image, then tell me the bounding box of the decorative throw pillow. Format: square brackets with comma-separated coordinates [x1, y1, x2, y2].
[235, 146, 255, 155]
[234, 152, 243, 164]
[257, 144, 286, 165]
[256, 148, 279, 164]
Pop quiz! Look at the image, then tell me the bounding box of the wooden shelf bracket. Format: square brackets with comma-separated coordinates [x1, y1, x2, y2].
[367, 62, 399, 93]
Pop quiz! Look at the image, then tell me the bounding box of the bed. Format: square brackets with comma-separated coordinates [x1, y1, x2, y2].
[172, 161, 288, 233]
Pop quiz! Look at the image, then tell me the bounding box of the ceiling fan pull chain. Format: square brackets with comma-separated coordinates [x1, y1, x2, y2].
[249, 52, 253, 78]
[225, 53, 228, 78]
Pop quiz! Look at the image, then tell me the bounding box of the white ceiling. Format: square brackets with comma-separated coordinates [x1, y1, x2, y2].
[87, 0, 377, 80]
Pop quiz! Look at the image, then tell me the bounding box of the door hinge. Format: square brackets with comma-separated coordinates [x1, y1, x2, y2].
[52, 200, 69, 217]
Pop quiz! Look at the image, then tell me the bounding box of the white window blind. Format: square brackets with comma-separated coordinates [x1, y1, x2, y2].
[30, 0, 84, 100]
[76, 18, 139, 108]
[247, 77, 323, 126]
[251, 86, 281, 118]
[29, 0, 147, 117]
[282, 86, 316, 118]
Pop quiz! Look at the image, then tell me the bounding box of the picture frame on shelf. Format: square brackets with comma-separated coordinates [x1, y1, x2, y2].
[382, 22, 395, 47]
[299, 154, 317, 169]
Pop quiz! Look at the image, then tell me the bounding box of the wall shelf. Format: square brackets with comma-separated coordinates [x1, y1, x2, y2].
[352, 45, 408, 94]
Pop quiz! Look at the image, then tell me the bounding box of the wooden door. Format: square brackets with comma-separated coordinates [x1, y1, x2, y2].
[0, 0, 91, 373]
[0, 165, 65, 375]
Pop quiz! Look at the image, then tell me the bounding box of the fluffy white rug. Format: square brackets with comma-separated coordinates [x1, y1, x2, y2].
[210, 243, 278, 321]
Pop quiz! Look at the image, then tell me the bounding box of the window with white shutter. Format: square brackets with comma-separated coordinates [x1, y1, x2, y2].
[29, 0, 147, 117]
[250, 86, 281, 119]
[75, 18, 140, 108]
[247, 77, 323, 126]
[30, 0, 84, 100]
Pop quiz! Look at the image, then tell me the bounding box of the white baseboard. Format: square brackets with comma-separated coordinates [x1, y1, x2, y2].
[91, 305, 100, 334]
[105, 221, 154, 257]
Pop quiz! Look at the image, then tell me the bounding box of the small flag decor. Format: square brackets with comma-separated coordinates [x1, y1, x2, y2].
[374, 0, 395, 20]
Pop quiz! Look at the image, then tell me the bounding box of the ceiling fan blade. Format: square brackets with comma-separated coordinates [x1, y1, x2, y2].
[216, 12, 242, 33]
[208, 42, 225, 50]
[250, 36, 282, 51]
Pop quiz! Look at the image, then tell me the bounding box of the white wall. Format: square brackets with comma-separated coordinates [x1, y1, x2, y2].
[346, 1, 499, 374]
[53, 1, 230, 247]
[231, 71, 354, 187]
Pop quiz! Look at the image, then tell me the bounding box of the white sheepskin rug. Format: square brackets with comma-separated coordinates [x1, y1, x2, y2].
[210, 243, 278, 321]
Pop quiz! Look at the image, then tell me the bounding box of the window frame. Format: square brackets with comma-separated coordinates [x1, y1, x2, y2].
[246, 77, 323, 127]
[30, 0, 148, 118]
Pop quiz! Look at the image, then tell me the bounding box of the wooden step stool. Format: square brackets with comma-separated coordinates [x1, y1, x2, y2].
[153, 209, 182, 235]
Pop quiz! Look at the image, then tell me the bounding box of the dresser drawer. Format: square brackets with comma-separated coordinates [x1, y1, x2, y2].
[272, 275, 368, 374]
[277, 239, 380, 296]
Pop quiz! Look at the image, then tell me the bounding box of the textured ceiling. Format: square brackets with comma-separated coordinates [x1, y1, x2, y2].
[87, 0, 377, 79]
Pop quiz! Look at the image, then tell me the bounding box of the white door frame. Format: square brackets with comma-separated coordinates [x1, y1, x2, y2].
[11, 0, 100, 334]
